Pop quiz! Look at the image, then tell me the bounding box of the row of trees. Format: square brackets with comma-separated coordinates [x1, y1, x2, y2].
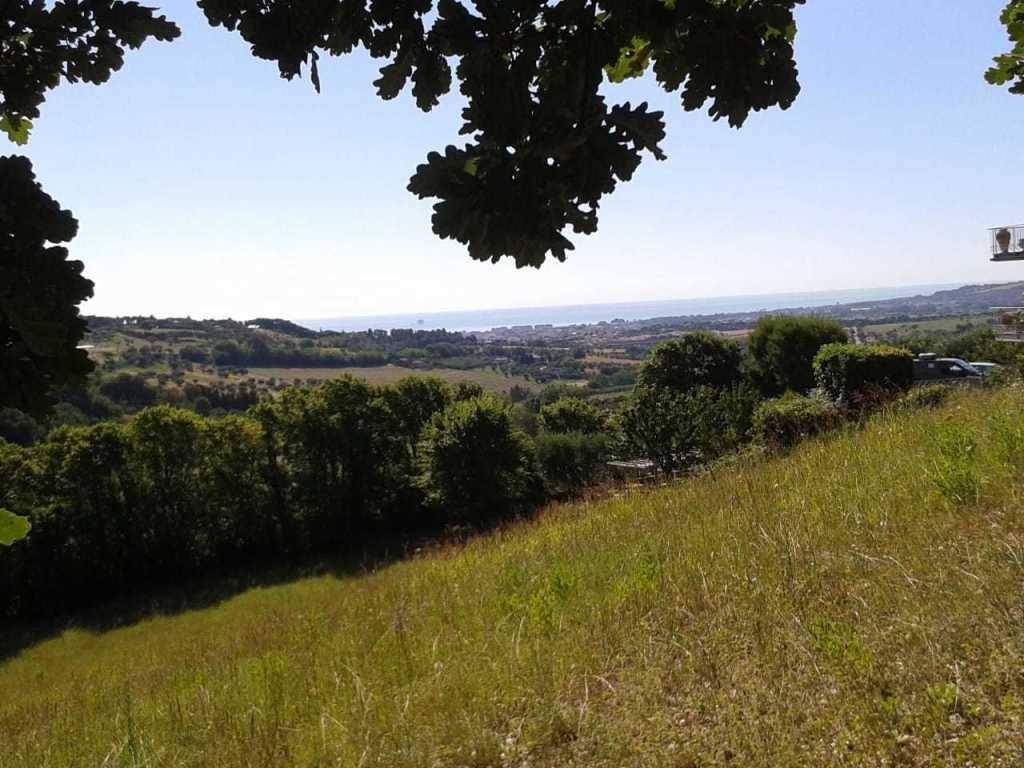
[0, 375, 611, 618]
[0, 315, 959, 616]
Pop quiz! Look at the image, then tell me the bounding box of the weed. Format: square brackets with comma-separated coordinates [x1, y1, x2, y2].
[930, 423, 980, 505]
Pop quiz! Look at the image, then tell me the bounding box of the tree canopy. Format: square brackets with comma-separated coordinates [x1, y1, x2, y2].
[3, 1, 1023, 267]
[193, 0, 807, 267]
[748, 315, 848, 396]
[5, 1, 807, 266]
[988, 0, 1024, 94]
[637, 333, 743, 395]
[0, 1, 180, 144]
[0, 156, 94, 414]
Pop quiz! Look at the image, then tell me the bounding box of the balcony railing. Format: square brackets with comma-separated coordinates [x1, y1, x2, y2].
[993, 308, 1024, 342]
[990, 225, 1024, 261]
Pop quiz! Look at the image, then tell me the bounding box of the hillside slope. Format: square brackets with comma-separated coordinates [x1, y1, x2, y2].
[3, 389, 1024, 767]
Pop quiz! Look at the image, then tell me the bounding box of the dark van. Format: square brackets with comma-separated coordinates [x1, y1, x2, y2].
[913, 353, 982, 383]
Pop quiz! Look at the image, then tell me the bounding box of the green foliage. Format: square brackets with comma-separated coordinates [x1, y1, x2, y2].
[534, 431, 612, 499]
[98, 372, 158, 407]
[254, 377, 407, 541]
[419, 395, 538, 522]
[0, 377, 540, 619]
[380, 377, 454, 458]
[0, 408, 43, 446]
[619, 383, 758, 472]
[9, 388, 1024, 766]
[0, 156, 94, 413]
[813, 343, 914, 404]
[539, 397, 606, 435]
[753, 392, 841, 452]
[0, 508, 30, 546]
[0, 2, 179, 142]
[198, 0, 801, 267]
[637, 333, 743, 396]
[930, 424, 980, 506]
[987, 0, 1024, 94]
[0, 116, 31, 146]
[748, 316, 848, 395]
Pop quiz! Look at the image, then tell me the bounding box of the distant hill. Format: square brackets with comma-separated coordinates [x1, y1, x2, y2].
[852, 281, 1024, 313]
[244, 317, 319, 338]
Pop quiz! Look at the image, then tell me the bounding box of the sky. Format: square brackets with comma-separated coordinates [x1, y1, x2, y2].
[14, 0, 1024, 320]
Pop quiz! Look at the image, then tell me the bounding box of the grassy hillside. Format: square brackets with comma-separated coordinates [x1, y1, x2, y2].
[3, 388, 1024, 766]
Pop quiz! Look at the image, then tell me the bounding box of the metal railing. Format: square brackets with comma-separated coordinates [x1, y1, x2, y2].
[990, 225, 1024, 260]
[992, 307, 1024, 342]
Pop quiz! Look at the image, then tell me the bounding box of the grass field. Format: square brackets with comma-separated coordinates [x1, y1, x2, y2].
[186, 365, 543, 394]
[862, 314, 992, 336]
[4, 388, 1024, 766]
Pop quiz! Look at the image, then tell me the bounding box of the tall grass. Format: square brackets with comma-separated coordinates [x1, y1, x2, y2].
[3, 388, 1024, 766]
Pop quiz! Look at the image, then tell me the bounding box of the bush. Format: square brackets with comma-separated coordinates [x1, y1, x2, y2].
[419, 395, 540, 523]
[618, 384, 759, 473]
[539, 397, 606, 435]
[637, 333, 743, 395]
[534, 431, 611, 498]
[748, 316, 848, 395]
[753, 393, 841, 451]
[813, 344, 913, 404]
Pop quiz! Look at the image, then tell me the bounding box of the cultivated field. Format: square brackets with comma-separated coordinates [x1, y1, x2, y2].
[3, 388, 1024, 766]
[863, 314, 992, 335]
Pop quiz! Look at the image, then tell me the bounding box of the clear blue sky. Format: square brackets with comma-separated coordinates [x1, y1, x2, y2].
[13, 0, 1023, 320]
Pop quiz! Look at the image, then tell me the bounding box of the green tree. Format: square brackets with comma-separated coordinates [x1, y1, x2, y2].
[637, 333, 743, 396]
[6, 1, 802, 266]
[619, 383, 757, 473]
[748, 316, 848, 396]
[534, 431, 611, 499]
[380, 376, 454, 459]
[420, 394, 538, 522]
[539, 397, 606, 435]
[0, 156, 94, 414]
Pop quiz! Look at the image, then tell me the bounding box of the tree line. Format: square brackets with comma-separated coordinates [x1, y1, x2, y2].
[2, 316, 958, 617]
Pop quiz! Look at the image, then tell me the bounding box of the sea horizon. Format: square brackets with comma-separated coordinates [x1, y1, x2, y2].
[302, 282, 965, 333]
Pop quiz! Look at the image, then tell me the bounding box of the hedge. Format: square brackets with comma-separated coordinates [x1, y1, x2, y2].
[813, 343, 914, 403]
[753, 393, 842, 451]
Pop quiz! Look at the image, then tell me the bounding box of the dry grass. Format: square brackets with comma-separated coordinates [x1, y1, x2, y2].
[3, 388, 1024, 766]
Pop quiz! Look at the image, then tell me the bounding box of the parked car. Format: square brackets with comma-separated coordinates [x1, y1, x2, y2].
[969, 361, 1002, 377]
[913, 353, 983, 382]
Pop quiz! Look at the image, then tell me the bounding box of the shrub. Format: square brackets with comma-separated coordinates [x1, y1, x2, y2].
[534, 431, 611, 498]
[813, 344, 913, 404]
[637, 333, 743, 395]
[749, 316, 848, 395]
[419, 395, 540, 522]
[753, 393, 842, 451]
[618, 384, 759, 473]
[539, 397, 606, 435]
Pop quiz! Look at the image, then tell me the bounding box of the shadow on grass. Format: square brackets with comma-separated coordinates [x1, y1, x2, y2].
[0, 515, 530, 664]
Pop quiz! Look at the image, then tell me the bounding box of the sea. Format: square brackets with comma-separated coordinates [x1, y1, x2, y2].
[304, 283, 963, 334]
